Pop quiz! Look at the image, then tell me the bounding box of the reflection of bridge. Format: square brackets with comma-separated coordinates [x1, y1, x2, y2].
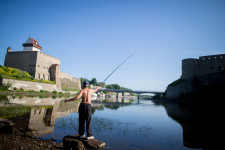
[97, 88, 164, 99]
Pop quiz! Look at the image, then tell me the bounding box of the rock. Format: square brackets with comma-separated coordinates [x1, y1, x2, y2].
[63, 135, 84, 150]
[63, 135, 105, 150]
[0, 118, 14, 134]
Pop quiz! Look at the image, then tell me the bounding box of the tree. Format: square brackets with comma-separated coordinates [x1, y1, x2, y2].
[106, 84, 120, 89]
[90, 78, 98, 86]
[98, 82, 105, 87]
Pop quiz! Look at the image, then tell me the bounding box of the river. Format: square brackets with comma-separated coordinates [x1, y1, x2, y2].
[0, 95, 223, 150]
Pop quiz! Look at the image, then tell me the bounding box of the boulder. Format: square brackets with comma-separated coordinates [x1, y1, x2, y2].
[0, 118, 14, 134]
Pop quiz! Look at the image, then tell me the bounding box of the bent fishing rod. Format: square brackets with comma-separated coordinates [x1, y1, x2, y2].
[99, 52, 136, 87]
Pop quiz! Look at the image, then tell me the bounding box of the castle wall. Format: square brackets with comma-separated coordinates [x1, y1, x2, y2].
[60, 72, 81, 90]
[198, 54, 225, 76]
[1, 78, 61, 91]
[4, 51, 38, 76]
[60, 72, 74, 80]
[181, 59, 199, 80]
[181, 54, 225, 80]
[4, 50, 81, 92]
[60, 78, 81, 91]
[35, 52, 60, 81]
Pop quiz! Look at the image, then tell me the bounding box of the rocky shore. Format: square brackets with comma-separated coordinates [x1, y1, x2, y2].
[0, 118, 63, 150]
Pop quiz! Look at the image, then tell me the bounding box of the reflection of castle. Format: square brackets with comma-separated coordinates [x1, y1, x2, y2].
[6, 97, 80, 136]
[4, 37, 80, 90]
[165, 103, 223, 149]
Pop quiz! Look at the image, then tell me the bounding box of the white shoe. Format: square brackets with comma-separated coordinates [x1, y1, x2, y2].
[79, 135, 85, 139]
[87, 136, 94, 140]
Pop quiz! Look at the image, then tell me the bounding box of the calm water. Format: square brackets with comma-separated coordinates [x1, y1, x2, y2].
[0, 95, 222, 150]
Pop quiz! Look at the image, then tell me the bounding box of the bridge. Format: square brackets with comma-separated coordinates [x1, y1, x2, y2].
[96, 88, 164, 99]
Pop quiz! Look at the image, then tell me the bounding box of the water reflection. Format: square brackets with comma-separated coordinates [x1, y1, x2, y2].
[0, 95, 135, 137]
[0, 95, 80, 136]
[162, 100, 224, 150]
[2, 94, 222, 150]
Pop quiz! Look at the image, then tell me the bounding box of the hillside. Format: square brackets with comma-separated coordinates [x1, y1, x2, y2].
[166, 71, 225, 100]
[0, 65, 54, 84]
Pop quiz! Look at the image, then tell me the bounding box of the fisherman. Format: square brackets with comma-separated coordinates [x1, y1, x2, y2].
[65, 81, 100, 139]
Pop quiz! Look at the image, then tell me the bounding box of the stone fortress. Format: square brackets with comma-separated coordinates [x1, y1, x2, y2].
[4, 37, 81, 91]
[166, 53, 225, 98]
[181, 54, 225, 80]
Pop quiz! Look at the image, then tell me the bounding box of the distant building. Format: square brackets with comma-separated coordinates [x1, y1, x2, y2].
[166, 53, 225, 99]
[4, 37, 81, 90]
[181, 54, 225, 80]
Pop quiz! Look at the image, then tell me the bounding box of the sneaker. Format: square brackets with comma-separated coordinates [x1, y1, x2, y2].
[87, 136, 94, 140]
[79, 135, 85, 139]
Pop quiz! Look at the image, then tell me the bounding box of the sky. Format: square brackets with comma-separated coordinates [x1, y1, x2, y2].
[0, 0, 225, 91]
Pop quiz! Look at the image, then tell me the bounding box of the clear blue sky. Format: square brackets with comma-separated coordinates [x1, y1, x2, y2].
[0, 0, 225, 91]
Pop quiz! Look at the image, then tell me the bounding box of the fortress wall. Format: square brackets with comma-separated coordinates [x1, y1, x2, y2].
[181, 59, 199, 80]
[4, 51, 38, 76]
[60, 78, 81, 91]
[35, 52, 60, 80]
[181, 54, 225, 80]
[60, 72, 74, 80]
[198, 54, 225, 76]
[60, 72, 81, 90]
[1, 78, 60, 91]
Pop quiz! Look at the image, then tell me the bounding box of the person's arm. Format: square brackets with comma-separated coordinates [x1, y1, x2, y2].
[91, 86, 100, 93]
[65, 91, 82, 102]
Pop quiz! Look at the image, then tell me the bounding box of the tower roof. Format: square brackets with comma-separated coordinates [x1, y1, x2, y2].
[23, 36, 42, 50]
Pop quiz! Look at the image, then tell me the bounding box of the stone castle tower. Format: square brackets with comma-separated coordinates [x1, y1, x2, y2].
[4, 37, 62, 90]
[4, 37, 81, 91]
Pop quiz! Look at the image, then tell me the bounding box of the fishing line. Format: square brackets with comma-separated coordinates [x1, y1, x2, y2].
[99, 52, 136, 86]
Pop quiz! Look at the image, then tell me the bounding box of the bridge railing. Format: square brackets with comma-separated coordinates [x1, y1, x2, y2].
[94, 88, 164, 94]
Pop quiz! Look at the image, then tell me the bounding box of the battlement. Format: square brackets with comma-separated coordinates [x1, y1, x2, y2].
[199, 54, 224, 63]
[6, 51, 60, 61]
[181, 54, 225, 80]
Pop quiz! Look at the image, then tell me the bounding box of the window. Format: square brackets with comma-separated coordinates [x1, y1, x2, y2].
[38, 73, 40, 79]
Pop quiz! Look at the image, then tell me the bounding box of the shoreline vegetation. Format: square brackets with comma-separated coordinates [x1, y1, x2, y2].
[0, 65, 55, 84]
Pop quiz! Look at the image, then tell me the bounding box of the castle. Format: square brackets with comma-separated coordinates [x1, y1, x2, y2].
[181, 54, 225, 80]
[4, 37, 81, 91]
[166, 53, 225, 98]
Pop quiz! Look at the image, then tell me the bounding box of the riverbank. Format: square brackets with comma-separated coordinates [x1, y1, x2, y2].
[0, 118, 63, 150]
[0, 90, 77, 97]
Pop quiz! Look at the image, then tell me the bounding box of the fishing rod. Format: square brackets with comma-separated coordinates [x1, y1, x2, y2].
[99, 52, 136, 87]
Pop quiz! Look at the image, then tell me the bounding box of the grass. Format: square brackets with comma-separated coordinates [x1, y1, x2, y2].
[0, 105, 53, 119]
[168, 78, 186, 86]
[0, 65, 55, 84]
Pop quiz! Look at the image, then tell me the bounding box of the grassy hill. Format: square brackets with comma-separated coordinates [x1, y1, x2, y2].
[0, 65, 54, 84]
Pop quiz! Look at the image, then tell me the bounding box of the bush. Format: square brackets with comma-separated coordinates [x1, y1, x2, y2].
[0, 82, 12, 91]
[52, 91, 57, 94]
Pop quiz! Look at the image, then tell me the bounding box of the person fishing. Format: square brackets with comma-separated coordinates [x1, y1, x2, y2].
[65, 81, 100, 139]
[64, 52, 135, 140]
